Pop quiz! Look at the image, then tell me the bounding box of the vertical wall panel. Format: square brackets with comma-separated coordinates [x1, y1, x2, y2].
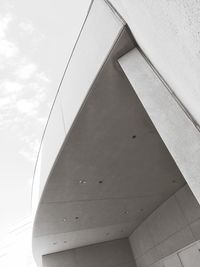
[146, 196, 187, 245]
[155, 226, 195, 258]
[151, 262, 164, 267]
[163, 254, 182, 267]
[190, 218, 200, 240]
[178, 244, 200, 267]
[175, 186, 200, 224]
[130, 221, 154, 259]
[128, 184, 200, 266]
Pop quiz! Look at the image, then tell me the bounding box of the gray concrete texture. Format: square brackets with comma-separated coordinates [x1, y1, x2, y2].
[42, 184, 200, 267]
[111, 0, 200, 128]
[43, 239, 136, 267]
[33, 25, 186, 266]
[119, 48, 200, 204]
[32, 0, 125, 212]
[129, 185, 200, 267]
[32, 1, 200, 267]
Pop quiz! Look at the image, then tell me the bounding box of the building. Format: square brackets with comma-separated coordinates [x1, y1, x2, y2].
[32, 1, 200, 266]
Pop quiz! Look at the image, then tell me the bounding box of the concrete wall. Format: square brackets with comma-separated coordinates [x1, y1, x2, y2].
[43, 238, 136, 267]
[129, 185, 200, 267]
[112, 0, 200, 127]
[160, 241, 200, 267]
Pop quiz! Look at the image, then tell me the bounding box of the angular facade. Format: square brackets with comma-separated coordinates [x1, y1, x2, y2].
[32, 1, 200, 267]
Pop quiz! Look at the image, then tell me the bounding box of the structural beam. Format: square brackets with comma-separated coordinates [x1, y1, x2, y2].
[119, 48, 200, 204]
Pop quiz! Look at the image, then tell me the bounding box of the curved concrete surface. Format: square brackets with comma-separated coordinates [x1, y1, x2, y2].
[32, 4, 186, 266]
[32, 0, 200, 266]
[111, 0, 200, 128]
[32, 0, 125, 214]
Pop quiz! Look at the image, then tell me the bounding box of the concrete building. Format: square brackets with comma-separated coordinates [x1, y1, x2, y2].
[32, 1, 200, 266]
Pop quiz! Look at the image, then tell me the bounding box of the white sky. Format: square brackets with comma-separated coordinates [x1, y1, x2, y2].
[0, 0, 90, 266]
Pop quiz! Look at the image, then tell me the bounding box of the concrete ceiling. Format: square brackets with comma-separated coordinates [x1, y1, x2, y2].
[33, 26, 185, 263]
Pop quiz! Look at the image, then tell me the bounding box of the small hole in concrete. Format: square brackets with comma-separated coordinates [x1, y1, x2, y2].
[79, 179, 87, 184]
[98, 180, 103, 184]
[132, 135, 136, 139]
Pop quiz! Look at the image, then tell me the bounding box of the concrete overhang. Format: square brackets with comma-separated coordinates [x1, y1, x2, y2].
[32, 0, 188, 266]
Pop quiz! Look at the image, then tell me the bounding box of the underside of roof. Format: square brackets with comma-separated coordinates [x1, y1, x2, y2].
[32, 22, 185, 267]
[32, 0, 200, 266]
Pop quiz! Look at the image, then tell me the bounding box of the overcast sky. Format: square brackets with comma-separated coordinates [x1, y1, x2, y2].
[0, 0, 90, 265]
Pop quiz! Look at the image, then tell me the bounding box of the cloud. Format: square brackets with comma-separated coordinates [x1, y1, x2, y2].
[19, 138, 40, 162]
[15, 63, 37, 80]
[1, 80, 23, 94]
[0, 97, 12, 108]
[16, 99, 39, 116]
[19, 150, 36, 163]
[19, 19, 45, 49]
[0, 12, 51, 165]
[36, 72, 50, 83]
[19, 21, 35, 34]
[0, 13, 12, 39]
[0, 13, 19, 58]
[0, 39, 19, 57]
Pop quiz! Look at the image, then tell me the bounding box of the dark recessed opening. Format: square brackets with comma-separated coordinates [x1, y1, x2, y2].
[132, 135, 136, 139]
